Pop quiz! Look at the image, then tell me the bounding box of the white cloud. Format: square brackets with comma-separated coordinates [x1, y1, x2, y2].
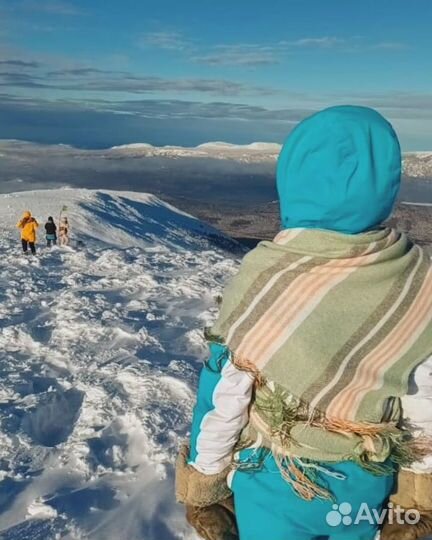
[0, 0, 84, 15]
[193, 44, 281, 66]
[161, 34, 409, 67]
[138, 31, 191, 51]
[287, 36, 346, 48]
[370, 41, 408, 50]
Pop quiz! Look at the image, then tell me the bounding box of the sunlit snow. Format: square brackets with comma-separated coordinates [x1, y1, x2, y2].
[0, 189, 241, 540]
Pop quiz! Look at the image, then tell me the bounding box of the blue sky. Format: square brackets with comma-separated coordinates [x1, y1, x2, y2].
[0, 0, 431, 149]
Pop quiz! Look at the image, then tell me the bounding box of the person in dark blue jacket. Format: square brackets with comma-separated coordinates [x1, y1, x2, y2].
[45, 216, 57, 247]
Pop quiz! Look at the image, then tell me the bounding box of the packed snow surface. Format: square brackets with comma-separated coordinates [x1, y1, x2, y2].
[0, 189, 241, 539]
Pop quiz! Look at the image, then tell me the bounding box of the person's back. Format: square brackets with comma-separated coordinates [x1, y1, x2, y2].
[176, 106, 432, 540]
[45, 216, 57, 247]
[17, 211, 38, 254]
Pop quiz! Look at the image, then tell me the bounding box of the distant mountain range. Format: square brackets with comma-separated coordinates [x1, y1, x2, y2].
[101, 141, 282, 164]
[402, 152, 432, 179]
[0, 140, 430, 207]
[109, 143, 432, 178]
[1, 139, 432, 178]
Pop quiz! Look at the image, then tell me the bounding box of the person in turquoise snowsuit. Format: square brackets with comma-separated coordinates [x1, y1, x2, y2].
[176, 106, 406, 540]
[187, 343, 394, 540]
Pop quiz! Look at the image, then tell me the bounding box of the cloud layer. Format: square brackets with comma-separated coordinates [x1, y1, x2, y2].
[141, 33, 407, 67]
[0, 0, 84, 16]
[0, 10, 427, 151]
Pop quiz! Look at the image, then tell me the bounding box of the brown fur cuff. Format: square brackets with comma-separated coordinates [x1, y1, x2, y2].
[381, 512, 432, 540]
[186, 502, 238, 540]
[390, 470, 432, 511]
[175, 444, 232, 507]
[381, 470, 432, 540]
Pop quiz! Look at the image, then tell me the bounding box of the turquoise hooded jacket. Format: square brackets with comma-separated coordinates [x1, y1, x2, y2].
[277, 106, 402, 234]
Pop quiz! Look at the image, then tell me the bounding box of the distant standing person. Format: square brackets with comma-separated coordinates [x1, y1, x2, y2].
[45, 216, 57, 247]
[16, 210, 39, 255]
[59, 217, 70, 246]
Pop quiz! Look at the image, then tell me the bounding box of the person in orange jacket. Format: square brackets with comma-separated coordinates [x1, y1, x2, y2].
[17, 210, 39, 255]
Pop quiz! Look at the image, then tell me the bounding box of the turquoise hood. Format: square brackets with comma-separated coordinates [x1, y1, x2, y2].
[276, 106, 401, 234]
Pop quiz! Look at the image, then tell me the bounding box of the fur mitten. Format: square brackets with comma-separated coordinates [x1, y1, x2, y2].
[176, 444, 238, 539]
[381, 470, 432, 540]
[175, 444, 232, 508]
[186, 498, 238, 540]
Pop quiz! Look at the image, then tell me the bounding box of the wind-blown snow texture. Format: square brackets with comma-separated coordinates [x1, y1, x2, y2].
[0, 189, 242, 540]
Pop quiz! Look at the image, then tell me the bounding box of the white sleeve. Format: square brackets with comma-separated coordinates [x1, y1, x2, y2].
[190, 360, 254, 475]
[401, 355, 432, 473]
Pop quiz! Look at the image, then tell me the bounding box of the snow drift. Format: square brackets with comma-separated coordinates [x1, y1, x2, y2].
[0, 189, 241, 540]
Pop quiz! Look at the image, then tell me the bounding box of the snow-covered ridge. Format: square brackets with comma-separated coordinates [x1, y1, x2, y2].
[403, 152, 432, 179]
[108, 141, 282, 163]
[110, 141, 281, 152]
[2, 139, 432, 179]
[0, 189, 240, 540]
[0, 188, 238, 251]
[0, 139, 281, 165]
[109, 145, 432, 175]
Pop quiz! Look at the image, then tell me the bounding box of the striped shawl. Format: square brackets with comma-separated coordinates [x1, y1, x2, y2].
[209, 228, 432, 474]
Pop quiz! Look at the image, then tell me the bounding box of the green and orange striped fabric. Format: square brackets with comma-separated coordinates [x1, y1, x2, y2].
[209, 227, 432, 464]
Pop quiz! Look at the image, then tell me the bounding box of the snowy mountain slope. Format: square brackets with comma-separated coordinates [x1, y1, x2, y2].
[0, 189, 238, 251]
[403, 152, 432, 179]
[2, 139, 432, 176]
[0, 139, 281, 165]
[2, 141, 431, 211]
[0, 189, 241, 540]
[89, 141, 281, 163]
[0, 140, 280, 204]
